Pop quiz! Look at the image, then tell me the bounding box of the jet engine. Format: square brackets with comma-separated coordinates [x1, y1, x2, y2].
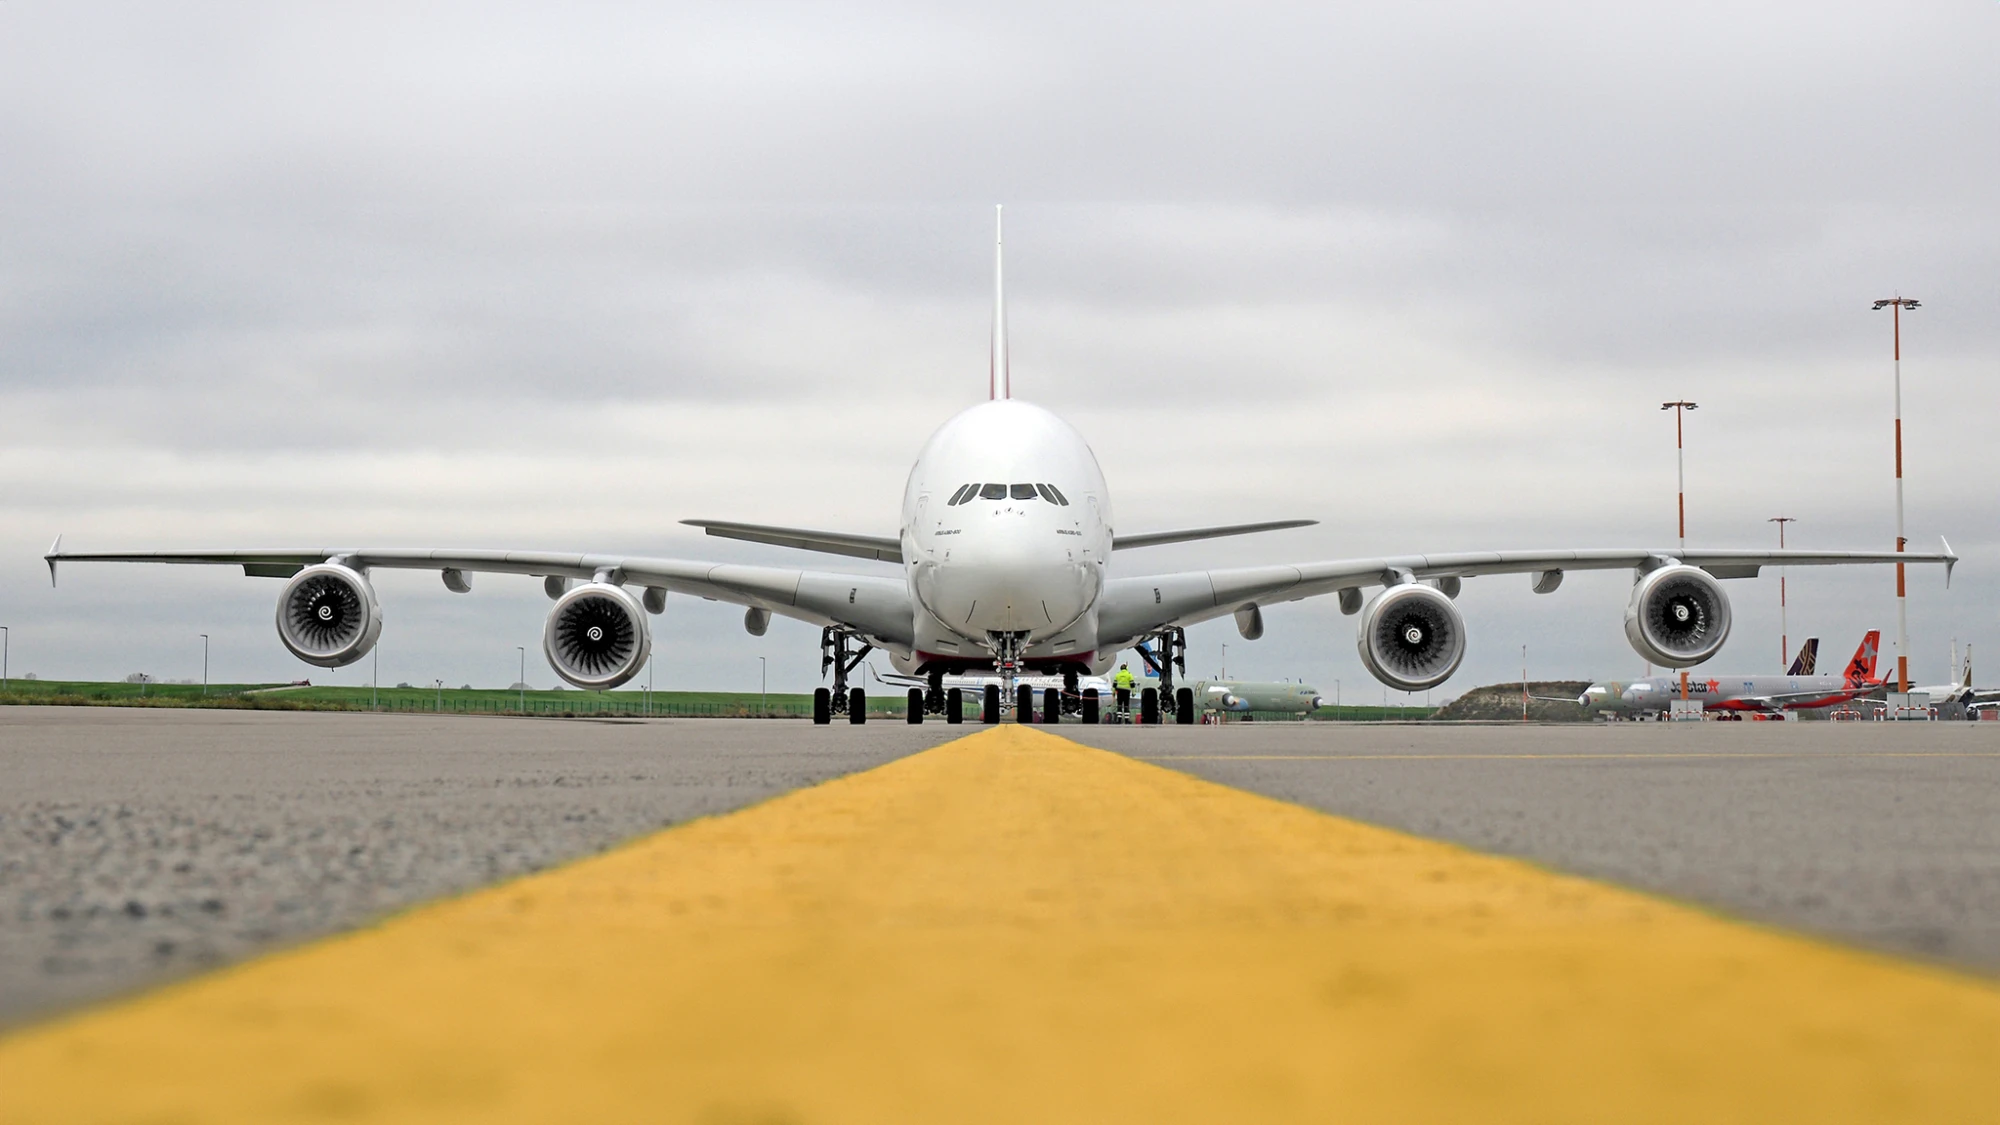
[275, 564, 382, 668]
[543, 582, 652, 690]
[1356, 583, 1465, 691]
[1624, 564, 1731, 668]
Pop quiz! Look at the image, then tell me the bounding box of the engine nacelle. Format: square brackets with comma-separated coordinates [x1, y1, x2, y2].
[1624, 564, 1731, 668]
[543, 582, 652, 690]
[275, 564, 382, 668]
[1356, 582, 1466, 691]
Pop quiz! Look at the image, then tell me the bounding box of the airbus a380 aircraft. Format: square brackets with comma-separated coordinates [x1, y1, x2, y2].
[44, 210, 1957, 726]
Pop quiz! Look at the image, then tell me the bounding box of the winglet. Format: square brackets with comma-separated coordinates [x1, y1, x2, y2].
[45, 534, 61, 587]
[1942, 535, 1956, 588]
[990, 204, 1009, 401]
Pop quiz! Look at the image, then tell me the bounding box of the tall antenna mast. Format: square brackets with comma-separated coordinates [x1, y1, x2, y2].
[991, 205, 1009, 400]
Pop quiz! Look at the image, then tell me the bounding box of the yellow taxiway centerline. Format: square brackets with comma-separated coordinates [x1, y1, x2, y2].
[2, 726, 1995, 1123]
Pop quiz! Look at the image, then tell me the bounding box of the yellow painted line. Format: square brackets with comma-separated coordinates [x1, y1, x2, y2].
[1137, 750, 2000, 762]
[2, 726, 1996, 1124]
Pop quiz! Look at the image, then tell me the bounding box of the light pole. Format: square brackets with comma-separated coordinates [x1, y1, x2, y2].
[1521, 644, 1529, 722]
[1662, 400, 1699, 701]
[1220, 643, 1228, 679]
[516, 645, 526, 715]
[1872, 296, 1920, 694]
[1, 625, 9, 693]
[1768, 517, 1796, 670]
[1661, 401, 1699, 553]
[434, 679, 443, 713]
[646, 653, 655, 717]
[199, 634, 209, 697]
[371, 645, 379, 712]
[758, 656, 767, 717]
[1333, 679, 1340, 721]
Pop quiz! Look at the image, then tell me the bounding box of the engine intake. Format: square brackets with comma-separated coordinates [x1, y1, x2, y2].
[1357, 583, 1466, 691]
[543, 582, 651, 690]
[1624, 564, 1731, 667]
[276, 564, 382, 668]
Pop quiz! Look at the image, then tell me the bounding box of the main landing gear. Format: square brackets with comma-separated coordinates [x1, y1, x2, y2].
[812, 627, 874, 726]
[1135, 627, 1198, 725]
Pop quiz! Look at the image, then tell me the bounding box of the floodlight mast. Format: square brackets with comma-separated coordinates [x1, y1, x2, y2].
[1769, 517, 1796, 670]
[1662, 400, 1699, 703]
[1873, 296, 1920, 694]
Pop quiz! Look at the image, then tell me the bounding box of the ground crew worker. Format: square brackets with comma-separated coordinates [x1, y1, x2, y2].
[1113, 663, 1137, 718]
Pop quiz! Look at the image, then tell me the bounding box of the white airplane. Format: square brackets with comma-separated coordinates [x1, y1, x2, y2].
[43, 209, 1958, 727]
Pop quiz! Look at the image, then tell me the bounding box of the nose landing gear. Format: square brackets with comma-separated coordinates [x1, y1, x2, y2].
[1135, 628, 1198, 725]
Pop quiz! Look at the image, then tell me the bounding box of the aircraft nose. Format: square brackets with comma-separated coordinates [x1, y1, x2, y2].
[925, 547, 1094, 638]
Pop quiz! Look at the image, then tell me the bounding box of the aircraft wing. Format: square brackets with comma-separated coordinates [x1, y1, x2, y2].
[680, 520, 903, 563]
[1095, 542, 1957, 649]
[43, 542, 916, 651]
[1113, 520, 1316, 551]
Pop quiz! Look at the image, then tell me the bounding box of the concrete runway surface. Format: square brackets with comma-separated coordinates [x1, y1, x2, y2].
[2, 708, 1994, 1030]
[1069, 720, 2000, 972]
[0, 707, 956, 1024]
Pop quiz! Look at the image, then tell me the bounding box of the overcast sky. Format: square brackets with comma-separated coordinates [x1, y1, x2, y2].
[3, 2, 1996, 697]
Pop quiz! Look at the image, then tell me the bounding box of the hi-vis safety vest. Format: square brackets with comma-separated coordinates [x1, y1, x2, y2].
[1113, 670, 1136, 690]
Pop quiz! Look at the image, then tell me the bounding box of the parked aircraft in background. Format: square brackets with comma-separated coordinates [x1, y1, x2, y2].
[1886, 645, 2000, 717]
[1580, 632, 1882, 719]
[42, 210, 1956, 727]
[1784, 638, 1819, 677]
[1189, 680, 1325, 716]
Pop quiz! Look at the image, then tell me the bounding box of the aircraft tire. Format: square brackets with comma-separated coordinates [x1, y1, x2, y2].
[1082, 688, 1100, 725]
[907, 688, 924, 724]
[1016, 684, 1035, 722]
[849, 688, 866, 724]
[1043, 687, 1061, 724]
[983, 684, 1000, 724]
[1141, 687, 1160, 725]
[812, 687, 831, 725]
[947, 687, 964, 724]
[1175, 687, 1195, 725]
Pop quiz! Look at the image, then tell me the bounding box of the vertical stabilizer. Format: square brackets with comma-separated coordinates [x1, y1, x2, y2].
[991, 205, 1009, 400]
[1844, 630, 1882, 685]
[1786, 637, 1818, 677]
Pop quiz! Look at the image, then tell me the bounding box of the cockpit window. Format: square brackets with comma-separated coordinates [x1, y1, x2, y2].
[947, 483, 976, 505]
[1045, 484, 1069, 506]
[1034, 484, 1056, 503]
[1010, 483, 1037, 500]
[979, 483, 1008, 501]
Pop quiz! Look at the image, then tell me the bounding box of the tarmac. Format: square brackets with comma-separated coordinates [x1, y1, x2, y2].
[1, 707, 1996, 1122]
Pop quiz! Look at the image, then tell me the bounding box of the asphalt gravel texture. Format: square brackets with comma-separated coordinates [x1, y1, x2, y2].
[1070, 719, 2000, 974]
[0, 707, 956, 1025]
[5, 709, 1996, 1028]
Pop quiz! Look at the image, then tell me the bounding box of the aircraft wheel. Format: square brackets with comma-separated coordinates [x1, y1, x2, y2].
[1082, 688, 1100, 725]
[849, 687, 866, 724]
[946, 687, 964, 724]
[1141, 687, 1160, 725]
[983, 684, 1000, 724]
[813, 687, 831, 725]
[907, 688, 924, 724]
[1175, 687, 1195, 725]
[1016, 684, 1035, 722]
[1043, 687, 1061, 724]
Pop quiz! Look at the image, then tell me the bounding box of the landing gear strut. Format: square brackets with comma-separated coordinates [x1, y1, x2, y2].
[813, 627, 874, 726]
[1135, 627, 1197, 725]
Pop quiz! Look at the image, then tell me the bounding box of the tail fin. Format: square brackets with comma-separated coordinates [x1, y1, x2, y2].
[1964, 643, 1974, 689]
[1844, 630, 1882, 685]
[990, 205, 1009, 401]
[1786, 638, 1819, 677]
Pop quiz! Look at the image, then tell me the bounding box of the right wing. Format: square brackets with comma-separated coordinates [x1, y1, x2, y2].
[45, 542, 916, 653]
[1096, 543, 1957, 649]
[680, 520, 903, 563]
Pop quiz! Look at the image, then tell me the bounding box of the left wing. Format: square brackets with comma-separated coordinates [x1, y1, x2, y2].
[1097, 543, 1957, 648]
[44, 542, 915, 652]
